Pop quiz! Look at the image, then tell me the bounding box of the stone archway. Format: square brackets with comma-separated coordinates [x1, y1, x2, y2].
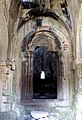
[14, 16, 71, 106]
[21, 31, 62, 100]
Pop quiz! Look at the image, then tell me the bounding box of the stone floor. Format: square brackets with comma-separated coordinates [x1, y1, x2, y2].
[0, 104, 75, 120]
[0, 111, 75, 120]
[0, 111, 55, 120]
[0, 111, 17, 120]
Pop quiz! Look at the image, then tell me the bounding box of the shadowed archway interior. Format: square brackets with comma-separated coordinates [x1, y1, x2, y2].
[33, 46, 58, 99]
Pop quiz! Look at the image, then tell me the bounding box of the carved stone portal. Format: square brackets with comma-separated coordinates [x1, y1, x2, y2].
[21, 32, 62, 100]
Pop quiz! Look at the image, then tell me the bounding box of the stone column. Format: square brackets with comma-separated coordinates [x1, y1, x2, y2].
[27, 50, 33, 99]
[0, 63, 4, 111]
[0, 60, 15, 112]
[76, 62, 82, 120]
[0, 62, 11, 111]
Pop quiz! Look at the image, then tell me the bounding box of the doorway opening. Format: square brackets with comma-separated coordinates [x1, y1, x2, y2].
[33, 46, 58, 99]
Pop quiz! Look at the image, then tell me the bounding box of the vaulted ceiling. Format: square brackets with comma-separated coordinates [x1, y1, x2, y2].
[18, 0, 80, 33]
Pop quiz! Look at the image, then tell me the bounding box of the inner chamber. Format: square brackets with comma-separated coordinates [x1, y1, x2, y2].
[33, 46, 58, 99]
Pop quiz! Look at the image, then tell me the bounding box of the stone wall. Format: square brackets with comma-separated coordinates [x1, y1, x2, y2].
[0, 0, 82, 120]
[76, 4, 82, 120]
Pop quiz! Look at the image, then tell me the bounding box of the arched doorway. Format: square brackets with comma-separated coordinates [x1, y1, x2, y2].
[21, 32, 62, 100]
[33, 46, 58, 99]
